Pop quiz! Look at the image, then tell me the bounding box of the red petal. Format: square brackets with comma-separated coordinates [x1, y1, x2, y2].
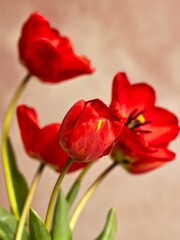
[127, 146, 175, 174]
[118, 126, 175, 160]
[120, 126, 156, 155]
[19, 13, 59, 59]
[144, 146, 175, 161]
[16, 105, 40, 155]
[56, 53, 95, 81]
[32, 124, 86, 172]
[110, 72, 155, 118]
[22, 39, 60, 82]
[140, 107, 179, 145]
[60, 100, 86, 151]
[69, 118, 119, 162]
[128, 161, 165, 174]
[111, 72, 131, 104]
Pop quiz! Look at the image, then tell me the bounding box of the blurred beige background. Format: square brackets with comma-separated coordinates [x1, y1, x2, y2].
[0, 0, 180, 239]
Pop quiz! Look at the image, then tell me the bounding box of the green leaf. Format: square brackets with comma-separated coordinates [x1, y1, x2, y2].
[0, 206, 30, 240]
[66, 179, 81, 208]
[7, 137, 29, 216]
[29, 208, 51, 240]
[95, 208, 117, 240]
[51, 190, 72, 240]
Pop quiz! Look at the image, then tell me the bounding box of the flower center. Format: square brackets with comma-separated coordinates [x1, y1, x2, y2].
[126, 109, 150, 132]
[127, 114, 145, 129]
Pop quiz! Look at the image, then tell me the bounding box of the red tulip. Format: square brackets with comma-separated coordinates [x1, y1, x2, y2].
[18, 12, 94, 83]
[17, 105, 86, 172]
[59, 99, 123, 162]
[110, 72, 179, 174]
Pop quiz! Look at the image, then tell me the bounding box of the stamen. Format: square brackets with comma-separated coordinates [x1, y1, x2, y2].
[126, 109, 151, 131]
[136, 114, 145, 123]
[126, 108, 138, 125]
[132, 120, 151, 129]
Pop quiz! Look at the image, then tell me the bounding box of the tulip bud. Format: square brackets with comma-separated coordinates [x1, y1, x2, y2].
[59, 99, 122, 162]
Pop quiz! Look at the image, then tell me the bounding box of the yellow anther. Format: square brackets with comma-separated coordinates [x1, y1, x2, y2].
[136, 114, 145, 123]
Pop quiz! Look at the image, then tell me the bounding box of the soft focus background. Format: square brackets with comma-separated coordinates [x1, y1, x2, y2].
[0, 1, 180, 239]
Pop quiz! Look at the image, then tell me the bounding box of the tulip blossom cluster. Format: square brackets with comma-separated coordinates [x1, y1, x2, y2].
[0, 11, 179, 240]
[17, 12, 179, 174]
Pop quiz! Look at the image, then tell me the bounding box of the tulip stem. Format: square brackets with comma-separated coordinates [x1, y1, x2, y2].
[15, 162, 45, 240]
[66, 162, 94, 205]
[45, 157, 74, 230]
[70, 161, 118, 230]
[73, 162, 94, 184]
[1, 73, 31, 219]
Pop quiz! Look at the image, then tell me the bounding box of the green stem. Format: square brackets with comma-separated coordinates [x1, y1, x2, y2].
[1, 73, 31, 219]
[45, 158, 74, 230]
[15, 163, 45, 240]
[70, 162, 118, 230]
[74, 162, 94, 184]
[66, 162, 94, 202]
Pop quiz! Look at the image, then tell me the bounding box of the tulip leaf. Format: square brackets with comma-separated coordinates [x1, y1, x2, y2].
[51, 190, 72, 240]
[29, 208, 51, 240]
[0, 206, 30, 240]
[7, 137, 29, 216]
[95, 208, 117, 240]
[66, 179, 81, 208]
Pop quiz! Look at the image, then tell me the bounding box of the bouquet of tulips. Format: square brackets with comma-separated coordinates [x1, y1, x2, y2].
[0, 12, 179, 240]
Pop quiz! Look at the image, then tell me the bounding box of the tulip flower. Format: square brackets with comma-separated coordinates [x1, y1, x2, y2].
[17, 105, 86, 172]
[110, 72, 179, 173]
[18, 12, 94, 83]
[59, 99, 122, 162]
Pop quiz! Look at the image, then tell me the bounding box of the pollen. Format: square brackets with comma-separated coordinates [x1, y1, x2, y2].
[97, 119, 103, 132]
[136, 114, 145, 123]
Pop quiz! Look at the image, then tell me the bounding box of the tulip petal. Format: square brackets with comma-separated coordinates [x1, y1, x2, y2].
[120, 126, 156, 155]
[140, 107, 179, 145]
[33, 124, 86, 172]
[57, 53, 94, 81]
[22, 39, 60, 82]
[16, 105, 39, 156]
[69, 118, 117, 162]
[60, 100, 86, 151]
[128, 161, 165, 174]
[110, 72, 156, 118]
